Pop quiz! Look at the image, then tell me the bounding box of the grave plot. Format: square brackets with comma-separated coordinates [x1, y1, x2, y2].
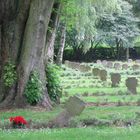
[61, 61, 140, 107]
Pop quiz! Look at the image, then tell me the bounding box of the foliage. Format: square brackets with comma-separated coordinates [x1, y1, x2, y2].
[127, 0, 140, 17]
[62, 0, 123, 54]
[134, 36, 140, 47]
[25, 71, 43, 105]
[46, 63, 62, 103]
[96, 0, 140, 48]
[3, 61, 17, 87]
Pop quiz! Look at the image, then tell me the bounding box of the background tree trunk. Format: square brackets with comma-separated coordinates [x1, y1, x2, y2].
[0, 0, 55, 109]
[56, 24, 66, 66]
[45, 2, 61, 63]
[126, 47, 130, 61]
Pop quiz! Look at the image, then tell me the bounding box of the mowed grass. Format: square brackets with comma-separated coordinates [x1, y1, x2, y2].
[1, 63, 140, 139]
[1, 106, 140, 124]
[63, 87, 127, 95]
[1, 127, 140, 140]
[0, 106, 140, 140]
[62, 94, 140, 103]
[0, 107, 62, 123]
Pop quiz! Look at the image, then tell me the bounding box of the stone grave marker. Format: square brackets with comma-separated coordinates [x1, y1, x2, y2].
[47, 96, 85, 128]
[79, 65, 91, 72]
[106, 61, 113, 68]
[64, 60, 70, 67]
[70, 62, 79, 70]
[132, 64, 140, 71]
[99, 70, 107, 81]
[122, 64, 129, 70]
[65, 96, 85, 116]
[135, 59, 140, 64]
[102, 60, 107, 66]
[96, 60, 101, 64]
[111, 73, 121, 87]
[126, 77, 138, 94]
[128, 59, 133, 63]
[92, 68, 100, 77]
[114, 63, 121, 70]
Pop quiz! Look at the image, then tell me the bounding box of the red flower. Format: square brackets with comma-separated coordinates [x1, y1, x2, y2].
[9, 117, 14, 122]
[9, 116, 27, 125]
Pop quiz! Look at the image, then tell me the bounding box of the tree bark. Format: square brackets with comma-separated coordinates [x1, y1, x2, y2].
[56, 24, 66, 66]
[0, 0, 31, 104]
[0, 0, 55, 109]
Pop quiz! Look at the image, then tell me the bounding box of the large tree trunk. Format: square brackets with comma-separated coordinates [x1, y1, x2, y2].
[0, 0, 32, 105]
[0, 0, 55, 109]
[45, 2, 61, 63]
[56, 24, 66, 66]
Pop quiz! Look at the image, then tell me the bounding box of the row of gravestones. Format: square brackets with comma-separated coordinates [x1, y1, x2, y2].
[65, 61, 91, 72]
[92, 68, 138, 94]
[64, 61, 139, 94]
[97, 60, 140, 71]
[97, 59, 140, 64]
[65, 60, 140, 72]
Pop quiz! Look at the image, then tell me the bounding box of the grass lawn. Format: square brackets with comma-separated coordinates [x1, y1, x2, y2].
[0, 107, 62, 123]
[63, 87, 140, 96]
[0, 106, 140, 125]
[1, 64, 140, 139]
[64, 87, 127, 95]
[0, 126, 140, 140]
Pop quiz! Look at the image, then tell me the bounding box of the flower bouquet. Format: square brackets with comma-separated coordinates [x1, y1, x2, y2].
[9, 116, 27, 128]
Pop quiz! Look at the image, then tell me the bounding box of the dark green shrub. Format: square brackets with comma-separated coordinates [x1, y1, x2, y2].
[25, 71, 43, 105]
[46, 63, 62, 103]
[3, 61, 17, 87]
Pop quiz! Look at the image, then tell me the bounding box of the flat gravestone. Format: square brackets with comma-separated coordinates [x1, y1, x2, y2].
[47, 96, 85, 128]
[122, 64, 129, 70]
[126, 77, 138, 94]
[111, 73, 121, 87]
